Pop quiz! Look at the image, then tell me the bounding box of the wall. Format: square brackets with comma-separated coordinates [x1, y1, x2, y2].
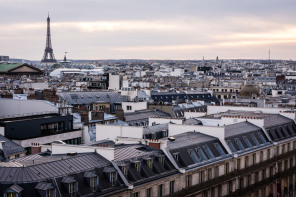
[51, 143, 115, 160]
[96, 125, 143, 141]
[0, 99, 58, 117]
[13, 130, 82, 148]
[149, 117, 183, 126]
[184, 112, 206, 119]
[109, 73, 120, 90]
[207, 106, 287, 115]
[122, 102, 147, 113]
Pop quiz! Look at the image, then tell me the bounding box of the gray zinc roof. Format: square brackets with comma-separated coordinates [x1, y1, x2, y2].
[57, 91, 127, 105]
[225, 121, 261, 138]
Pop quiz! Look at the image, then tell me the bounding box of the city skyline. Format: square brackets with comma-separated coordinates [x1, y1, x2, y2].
[1, 0, 296, 60]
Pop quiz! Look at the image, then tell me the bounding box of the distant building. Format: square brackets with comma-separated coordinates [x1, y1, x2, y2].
[0, 63, 43, 75]
[0, 56, 9, 62]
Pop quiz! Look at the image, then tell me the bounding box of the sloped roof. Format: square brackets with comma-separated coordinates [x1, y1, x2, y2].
[0, 134, 26, 156]
[0, 63, 22, 72]
[225, 121, 261, 138]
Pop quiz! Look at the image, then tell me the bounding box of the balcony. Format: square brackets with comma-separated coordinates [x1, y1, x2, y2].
[166, 149, 296, 197]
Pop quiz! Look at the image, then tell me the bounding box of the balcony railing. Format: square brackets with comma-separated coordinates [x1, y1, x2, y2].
[166, 149, 296, 197]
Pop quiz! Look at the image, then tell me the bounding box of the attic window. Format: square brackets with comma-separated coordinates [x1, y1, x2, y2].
[227, 141, 236, 152]
[147, 159, 153, 168]
[203, 146, 215, 159]
[258, 133, 267, 143]
[159, 156, 165, 165]
[215, 143, 226, 155]
[196, 147, 208, 161]
[243, 136, 252, 148]
[235, 139, 245, 150]
[188, 149, 200, 163]
[135, 162, 141, 172]
[251, 134, 260, 146]
[121, 166, 128, 177]
[173, 153, 179, 162]
[110, 172, 117, 186]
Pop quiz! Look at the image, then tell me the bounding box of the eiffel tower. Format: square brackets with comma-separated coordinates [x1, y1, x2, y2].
[41, 14, 57, 63]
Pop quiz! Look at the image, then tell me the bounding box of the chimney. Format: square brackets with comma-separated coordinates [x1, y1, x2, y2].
[81, 112, 89, 125]
[104, 107, 110, 114]
[116, 108, 125, 121]
[31, 142, 41, 154]
[0, 141, 5, 151]
[91, 110, 104, 121]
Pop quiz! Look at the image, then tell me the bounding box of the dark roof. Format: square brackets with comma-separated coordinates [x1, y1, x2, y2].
[124, 109, 170, 124]
[57, 91, 127, 105]
[151, 92, 218, 104]
[0, 134, 26, 161]
[0, 153, 110, 183]
[225, 121, 261, 138]
[35, 182, 54, 190]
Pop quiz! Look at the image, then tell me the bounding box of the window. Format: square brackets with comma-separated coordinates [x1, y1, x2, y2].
[186, 175, 192, 188]
[147, 159, 153, 168]
[110, 172, 117, 186]
[215, 166, 219, 177]
[237, 158, 241, 170]
[290, 158, 294, 167]
[288, 142, 290, 152]
[218, 184, 222, 197]
[121, 166, 127, 177]
[227, 141, 236, 152]
[203, 146, 215, 159]
[267, 149, 271, 159]
[252, 153, 256, 165]
[251, 134, 260, 146]
[262, 168, 266, 179]
[225, 163, 229, 174]
[133, 192, 139, 197]
[255, 171, 259, 182]
[239, 177, 244, 189]
[294, 141, 296, 149]
[203, 190, 208, 197]
[6, 193, 17, 197]
[90, 176, 97, 192]
[159, 157, 165, 165]
[276, 146, 280, 156]
[235, 139, 245, 150]
[245, 156, 249, 167]
[247, 175, 251, 186]
[158, 184, 163, 197]
[146, 188, 152, 197]
[135, 162, 141, 172]
[228, 181, 233, 194]
[47, 189, 55, 197]
[260, 151, 263, 162]
[243, 136, 252, 148]
[269, 166, 273, 176]
[258, 133, 267, 143]
[207, 168, 212, 180]
[188, 149, 200, 163]
[215, 143, 226, 155]
[173, 153, 179, 162]
[282, 144, 286, 154]
[69, 182, 76, 197]
[170, 180, 175, 194]
[197, 147, 208, 161]
[199, 171, 204, 183]
[211, 187, 215, 197]
[127, 105, 132, 111]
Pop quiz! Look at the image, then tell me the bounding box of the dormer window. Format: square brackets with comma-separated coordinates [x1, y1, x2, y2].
[103, 166, 118, 186]
[134, 162, 141, 172]
[173, 153, 179, 162]
[110, 172, 117, 186]
[159, 156, 165, 165]
[61, 176, 77, 197]
[147, 159, 153, 168]
[35, 182, 56, 197]
[121, 166, 128, 177]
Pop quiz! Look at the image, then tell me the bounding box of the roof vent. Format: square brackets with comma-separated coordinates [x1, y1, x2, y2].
[67, 152, 77, 156]
[168, 137, 175, 142]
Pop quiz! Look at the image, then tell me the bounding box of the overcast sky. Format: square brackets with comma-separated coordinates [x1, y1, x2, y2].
[1, 0, 296, 60]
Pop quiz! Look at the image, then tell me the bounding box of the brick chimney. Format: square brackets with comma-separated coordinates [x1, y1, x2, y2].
[31, 142, 41, 154]
[116, 108, 125, 121]
[91, 110, 104, 121]
[103, 107, 110, 114]
[81, 111, 89, 125]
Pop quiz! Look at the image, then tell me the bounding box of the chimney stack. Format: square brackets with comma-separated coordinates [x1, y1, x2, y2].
[116, 108, 125, 121]
[81, 112, 89, 125]
[91, 110, 104, 121]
